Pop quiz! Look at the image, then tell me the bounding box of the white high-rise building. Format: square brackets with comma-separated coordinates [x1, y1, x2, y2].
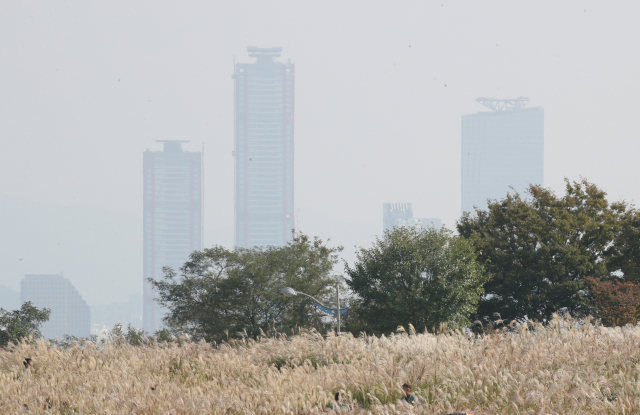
[21, 274, 90, 339]
[233, 46, 295, 248]
[461, 98, 544, 214]
[143, 141, 203, 332]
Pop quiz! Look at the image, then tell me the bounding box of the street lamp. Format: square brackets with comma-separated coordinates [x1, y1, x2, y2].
[280, 285, 348, 333]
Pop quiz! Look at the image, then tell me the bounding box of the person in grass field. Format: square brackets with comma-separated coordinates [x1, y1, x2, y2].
[401, 382, 474, 415]
[327, 392, 349, 412]
[401, 383, 417, 404]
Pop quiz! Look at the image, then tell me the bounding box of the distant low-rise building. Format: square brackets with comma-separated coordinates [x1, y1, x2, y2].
[383, 203, 441, 233]
[21, 274, 90, 339]
[91, 292, 143, 334]
[383, 203, 413, 233]
[401, 218, 442, 230]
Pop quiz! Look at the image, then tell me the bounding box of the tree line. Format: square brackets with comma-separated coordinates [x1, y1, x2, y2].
[2, 178, 640, 345]
[150, 179, 640, 340]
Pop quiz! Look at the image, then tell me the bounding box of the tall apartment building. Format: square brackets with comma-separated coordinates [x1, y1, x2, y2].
[461, 98, 544, 214]
[21, 274, 90, 339]
[143, 140, 202, 332]
[233, 46, 295, 248]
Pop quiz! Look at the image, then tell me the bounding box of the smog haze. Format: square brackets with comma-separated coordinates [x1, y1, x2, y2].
[1, 1, 639, 311]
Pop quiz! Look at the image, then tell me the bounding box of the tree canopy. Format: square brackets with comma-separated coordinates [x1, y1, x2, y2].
[344, 226, 487, 334]
[457, 179, 638, 322]
[0, 301, 50, 347]
[150, 233, 343, 342]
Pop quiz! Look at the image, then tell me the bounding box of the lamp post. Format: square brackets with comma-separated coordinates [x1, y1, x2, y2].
[280, 285, 347, 333]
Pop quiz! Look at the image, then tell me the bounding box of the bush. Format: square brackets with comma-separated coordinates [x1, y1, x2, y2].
[586, 277, 640, 326]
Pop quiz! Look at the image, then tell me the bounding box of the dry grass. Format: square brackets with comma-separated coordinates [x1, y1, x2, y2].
[1, 315, 640, 414]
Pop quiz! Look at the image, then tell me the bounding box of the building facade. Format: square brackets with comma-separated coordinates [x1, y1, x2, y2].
[383, 204, 442, 233]
[143, 140, 202, 332]
[383, 203, 414, 233]
[91, 292, 143, 335]
[233, 46, 295, 248]
[461, 98, 544, 214]
[21, 274, 90, 339]
[413, 218, 442, 230]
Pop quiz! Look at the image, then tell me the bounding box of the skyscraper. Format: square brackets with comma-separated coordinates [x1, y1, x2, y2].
[233, 46, 295, 248]
[21, 274, 90, 339]
[143, 140, 202, 332]
[461, 98, 544, 214]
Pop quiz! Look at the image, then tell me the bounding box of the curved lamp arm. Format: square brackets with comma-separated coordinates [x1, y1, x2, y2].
[280, 286, 349, 327]
[280, 287, 321, 303]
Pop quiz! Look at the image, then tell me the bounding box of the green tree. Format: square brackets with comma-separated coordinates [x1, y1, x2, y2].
[0, 301, 50, 347]
[608, 208, 640, 283]
[150, 232, 343, 343]
[457, 179, 632, 323]
[344, 226, 487, 334]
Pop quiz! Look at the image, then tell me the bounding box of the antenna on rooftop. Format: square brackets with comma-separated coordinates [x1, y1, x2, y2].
[476, 97, 530, 111]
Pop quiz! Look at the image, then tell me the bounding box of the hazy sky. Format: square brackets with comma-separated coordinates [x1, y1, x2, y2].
[2, 1, 640, 305]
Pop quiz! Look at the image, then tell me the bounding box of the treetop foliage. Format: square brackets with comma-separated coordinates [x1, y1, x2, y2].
[457, 179, 640, 323]
[151, 232, 343, 343]
[345, 226, 487, 334]
[0, 301, 50, 347]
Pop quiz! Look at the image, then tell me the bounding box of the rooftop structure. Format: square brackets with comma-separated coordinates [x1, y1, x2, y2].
[247, 46, 282, 61]
[475, 97, 530, 112]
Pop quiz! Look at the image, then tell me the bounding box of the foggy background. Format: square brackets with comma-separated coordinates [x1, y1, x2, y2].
[1, 2, 639, 312]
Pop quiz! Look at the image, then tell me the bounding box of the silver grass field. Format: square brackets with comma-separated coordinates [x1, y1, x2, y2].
[1, 315, 639, 414]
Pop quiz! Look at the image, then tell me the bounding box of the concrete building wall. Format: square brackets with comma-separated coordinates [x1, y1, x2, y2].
[143, 141, 202, 333]
[21, 274, 90, 339]
[234, 47, 295, 248]
[461, 106, 544, 214]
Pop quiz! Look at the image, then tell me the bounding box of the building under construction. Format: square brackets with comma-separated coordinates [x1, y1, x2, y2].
[461, 98, 544, 214]
[233, 46, 295, 248]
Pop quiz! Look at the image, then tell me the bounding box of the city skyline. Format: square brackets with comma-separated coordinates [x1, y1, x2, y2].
[1, 2, 639, 309]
